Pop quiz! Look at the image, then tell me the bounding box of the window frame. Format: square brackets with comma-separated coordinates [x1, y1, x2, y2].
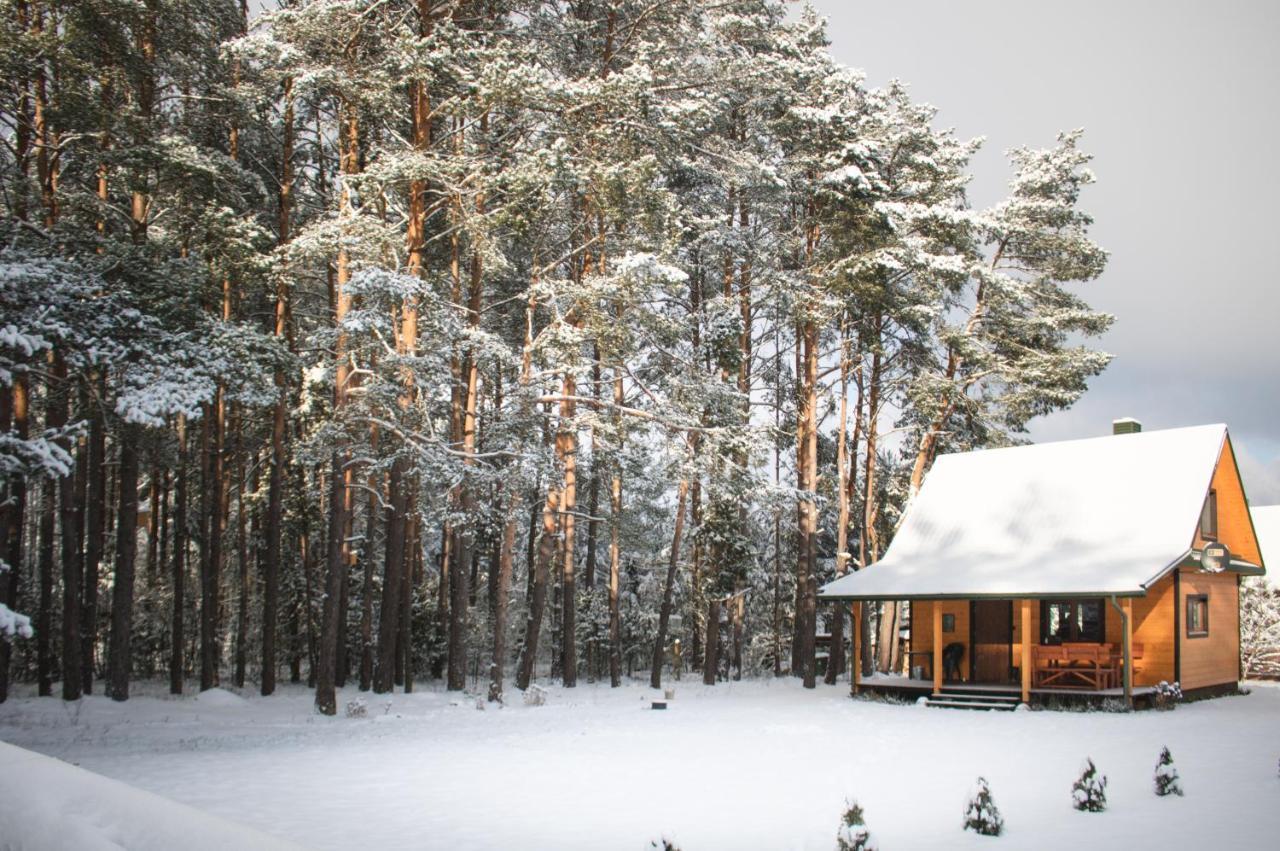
[1186, 594, 1210, 638]
[1039, 598, 1106, 645]
[1199, 490, 1218, 541]
[942, 613, 956, 634]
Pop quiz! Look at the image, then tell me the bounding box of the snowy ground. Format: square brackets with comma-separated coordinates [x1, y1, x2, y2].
[2, 678, 1279, 850]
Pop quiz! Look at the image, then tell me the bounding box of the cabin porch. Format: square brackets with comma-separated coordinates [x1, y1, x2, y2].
[845, 595, 1144, 706]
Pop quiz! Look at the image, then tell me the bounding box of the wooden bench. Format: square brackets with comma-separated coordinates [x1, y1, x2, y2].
[1033, 643, 1116, 690]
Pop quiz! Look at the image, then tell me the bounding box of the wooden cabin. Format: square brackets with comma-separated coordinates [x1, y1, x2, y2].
[819, 421, 1266, 707]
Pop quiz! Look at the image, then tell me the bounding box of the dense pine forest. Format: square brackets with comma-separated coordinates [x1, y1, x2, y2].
[0, 0, 1114, 714]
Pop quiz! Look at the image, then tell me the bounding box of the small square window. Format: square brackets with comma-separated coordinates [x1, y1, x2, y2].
[1186, 594, 1209, 638]
[942, 613, 956, 633]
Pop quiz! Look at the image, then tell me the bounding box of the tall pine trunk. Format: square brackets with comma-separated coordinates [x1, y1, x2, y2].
[106, 423, 141, 700]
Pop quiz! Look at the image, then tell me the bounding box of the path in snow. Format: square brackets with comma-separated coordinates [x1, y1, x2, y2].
[2, 679, 1279, 850]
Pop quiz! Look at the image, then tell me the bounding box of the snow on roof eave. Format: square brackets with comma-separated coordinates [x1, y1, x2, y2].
[816, 566, 1155, 602]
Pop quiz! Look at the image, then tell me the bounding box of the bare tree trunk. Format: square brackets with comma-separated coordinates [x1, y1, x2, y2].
[106, 423, 141, 701]
[650, 476, 688, 689]
[55, 354, 82, 701]
[315, 101, 359, 716]
[796, 312, 819, 689]
[232, 424, 249, 688]
[825, 322, 853, 685]
[170, 417, 188, 695]
[36, 388, 55, 697]
[261, 75, 294, 697]
[81, 374, 105, 694]
[703, 598, 719, 685]
[488, 493, 518, 702]
[0, 377, 29, 702]
[516, 489, 558, 690]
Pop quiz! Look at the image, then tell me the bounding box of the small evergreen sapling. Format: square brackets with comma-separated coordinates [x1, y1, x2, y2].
[836, 799, 875, 851]
[1153, 747, 1183, 797]
[1071, 758, 1108, 811]
[963, 777, 1004, 836]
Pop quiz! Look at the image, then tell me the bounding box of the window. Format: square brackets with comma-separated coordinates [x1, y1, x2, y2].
[1186, 594, 1209, 637]
[942, 613, 956, 633]
[1200, 490, 1218, 540]
[1040, 599, 1105, 644]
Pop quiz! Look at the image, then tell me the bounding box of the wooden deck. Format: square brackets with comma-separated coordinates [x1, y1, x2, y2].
[859, 674, 1158, 707]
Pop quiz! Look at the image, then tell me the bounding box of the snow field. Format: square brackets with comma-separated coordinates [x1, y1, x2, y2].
[2, 678, 1278, 850]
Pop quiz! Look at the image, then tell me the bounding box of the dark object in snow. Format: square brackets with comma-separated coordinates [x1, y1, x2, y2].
[963, 777, 1004, 836]
[942, 642, 965, 681]
[836, 798, 875, 851]
[1072, 758, 1108, 811]
[650, 838, 680, 850]
[651, 701, 668, 710]
[1154, 747, 1183, 797]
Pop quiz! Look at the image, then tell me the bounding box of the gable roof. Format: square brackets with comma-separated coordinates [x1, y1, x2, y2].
[820, 424, 1246, 601]
[1249, 505, 1280, 589]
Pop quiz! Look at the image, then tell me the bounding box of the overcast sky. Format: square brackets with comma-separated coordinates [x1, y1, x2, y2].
[810, 0, 1280, 502]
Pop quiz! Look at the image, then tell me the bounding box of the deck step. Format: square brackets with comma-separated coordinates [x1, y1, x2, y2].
[939, 690, 1020, 703]
[924, 697, 1019, 711]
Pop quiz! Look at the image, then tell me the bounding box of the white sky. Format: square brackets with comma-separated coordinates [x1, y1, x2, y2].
[810, 0, 1280, 503]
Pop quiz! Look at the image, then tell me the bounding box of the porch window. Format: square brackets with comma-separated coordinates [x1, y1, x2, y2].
[1187, 594, 1209, 637]
[942, 613, 955, 633]
[1040, 599, 1105, 644]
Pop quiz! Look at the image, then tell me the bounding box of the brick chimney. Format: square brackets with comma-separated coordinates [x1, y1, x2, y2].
[1112, 417, 1142, 435]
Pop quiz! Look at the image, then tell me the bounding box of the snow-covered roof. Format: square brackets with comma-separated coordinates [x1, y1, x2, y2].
[821, 424, 1236, 601]
[1249, 505, 1280, 589]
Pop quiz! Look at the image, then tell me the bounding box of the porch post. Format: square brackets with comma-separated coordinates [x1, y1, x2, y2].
[850, 602, 860, 695]
[1019, 599, 1032, 705]
[1121, 597, 1133, 706]
[1108, 595, 1133, 708]
[932, 602, 943, 695]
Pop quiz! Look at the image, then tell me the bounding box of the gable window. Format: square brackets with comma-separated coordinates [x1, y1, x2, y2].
[1200, 490, 1218, 540]
[1040, 599, 1105, 644]
[1186, 594, 1209, 638]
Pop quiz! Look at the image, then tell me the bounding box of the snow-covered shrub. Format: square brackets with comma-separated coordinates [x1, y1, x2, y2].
[650, 838, 680, 850]
[1153, 681, 1182, 711]
[344, 697, 367, 718]
[1071, 758, 1108, 811]
[1153, 747, 1183, 797]
[836, 798, 875, 850]
[523, 684, 548, 707]
[963, 777, 1004, 836]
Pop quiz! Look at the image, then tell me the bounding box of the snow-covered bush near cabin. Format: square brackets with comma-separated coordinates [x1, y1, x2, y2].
[963, 777, 1004, 836]
[1153, 681, 1183, 711]
[344, 698, 367, 718]
[836, 798, 875, 850]
[1153, 747, 1183, 797]
[1071, 758, 1108, 811]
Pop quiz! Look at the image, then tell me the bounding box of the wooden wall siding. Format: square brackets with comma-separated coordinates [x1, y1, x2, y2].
[1193, 437, 1263, 565]
[912, 599, 971, 680]
[1131, 574, 1176, 686]
[1178, 569, 1240, 690]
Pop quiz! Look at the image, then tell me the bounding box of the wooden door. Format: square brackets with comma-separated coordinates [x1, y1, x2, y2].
[971, 600, 1013, 683]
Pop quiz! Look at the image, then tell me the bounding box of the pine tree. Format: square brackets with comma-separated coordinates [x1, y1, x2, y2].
[1072, 758, 1108, 812]
[836, 799, 875, 851]
[1154, 747, 1183, 797]
[963, 777, 1004, 836]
